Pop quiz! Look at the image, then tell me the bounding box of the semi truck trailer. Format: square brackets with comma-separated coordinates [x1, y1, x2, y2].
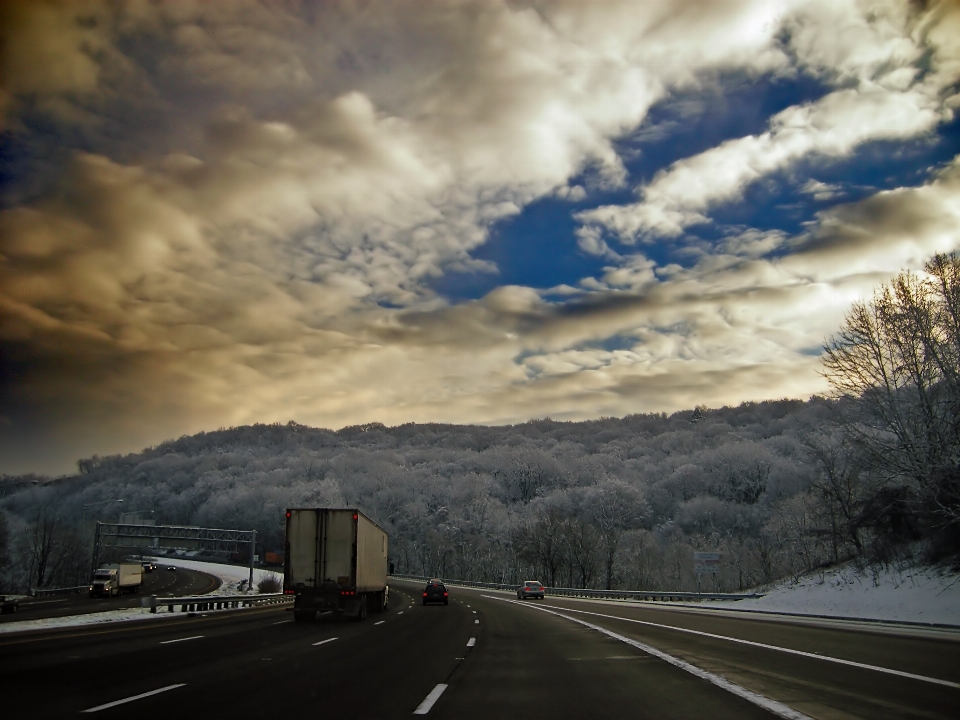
[89, 563, 143, 597]
[284, 508, 389, 622]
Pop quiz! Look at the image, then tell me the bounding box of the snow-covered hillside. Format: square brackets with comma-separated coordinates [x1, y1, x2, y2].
[707, 562, 960, 626]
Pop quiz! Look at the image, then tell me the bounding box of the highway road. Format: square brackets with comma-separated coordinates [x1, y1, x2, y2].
[0, 567, 220, 624]
[1, 578, 957, 718]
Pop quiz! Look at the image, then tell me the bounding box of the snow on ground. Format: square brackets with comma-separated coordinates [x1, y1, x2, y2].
[150, 557, 283, 595]
[704, 562, 960, 626]
[0, 559, 284, 635]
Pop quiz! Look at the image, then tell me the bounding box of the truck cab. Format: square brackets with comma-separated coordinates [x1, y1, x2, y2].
[89, 563, 143, 598]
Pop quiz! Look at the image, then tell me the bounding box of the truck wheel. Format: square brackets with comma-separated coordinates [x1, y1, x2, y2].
[355, 597, 367, 621]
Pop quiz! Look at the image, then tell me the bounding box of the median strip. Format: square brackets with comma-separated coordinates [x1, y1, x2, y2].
[82, 683, 186, 713]
[159, 635, 203, 644]
[412, 683, 447, 715]
[487, 596, 812, 720]
[535, 602, 960, 690]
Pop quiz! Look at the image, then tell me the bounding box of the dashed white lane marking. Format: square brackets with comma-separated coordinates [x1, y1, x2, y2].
[312, 637, 338, 646]
[412, 683, 448, 715]
[159, 635, 203, 645]
[535, 603, 960, 690]
[399, 611, 404, 615]
[472, 610, 476, 614]
[272, 620, 290, 625]
[375, 620, 385, 625]
[474, 619, 479, 624]
[486, 596, 812, 720]
[82, 684, 186, 713]
[467, 637, 476, 647]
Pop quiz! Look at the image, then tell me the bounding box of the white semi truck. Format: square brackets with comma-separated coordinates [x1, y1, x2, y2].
[284, 508, 389, 622]
[89, 563, 143, 597]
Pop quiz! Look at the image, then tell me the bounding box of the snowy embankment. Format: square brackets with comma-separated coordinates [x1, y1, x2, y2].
[150, 557, 282, 596]
[704, 562, 960, 626]
[0, 559, 283, 635]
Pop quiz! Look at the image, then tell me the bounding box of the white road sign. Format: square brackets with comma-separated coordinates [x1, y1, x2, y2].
[693, 552, 722, 575]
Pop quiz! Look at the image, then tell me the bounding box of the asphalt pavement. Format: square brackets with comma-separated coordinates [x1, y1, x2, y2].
[0, 578, 957, 718]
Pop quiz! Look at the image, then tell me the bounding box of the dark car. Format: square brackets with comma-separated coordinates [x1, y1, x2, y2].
[141, 562, 155, 573]
[422, 579, 449, 605]
[166, 566, 177, 571]
[0, 595, 20, 614]
[517, 580, 545, 600]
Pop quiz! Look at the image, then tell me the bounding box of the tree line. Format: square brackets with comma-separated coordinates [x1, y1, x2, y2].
[1, 254, 957, 594]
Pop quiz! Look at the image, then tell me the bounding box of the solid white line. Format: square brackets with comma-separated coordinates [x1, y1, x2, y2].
[312, 637, 338, 646]
[535, 602, 960, 690]
[412, 683, 448, 715]
[467, 637, 476, 647]
[82, 684, 186, 713]
[159, 635, 203, 645]
[375, 620, 385, 625]
[486, 596, 811, 720]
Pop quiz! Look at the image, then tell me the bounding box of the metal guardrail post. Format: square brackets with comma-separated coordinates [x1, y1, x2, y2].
[138, 592, 292, 614]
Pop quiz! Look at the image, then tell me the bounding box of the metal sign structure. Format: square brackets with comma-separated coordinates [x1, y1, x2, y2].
[693, 551, 722, 575]
[693, 551, 722, 594]
[92, 522, 257, 586]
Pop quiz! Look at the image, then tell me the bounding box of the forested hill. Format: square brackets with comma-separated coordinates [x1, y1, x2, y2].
[3, 399, 851, 594]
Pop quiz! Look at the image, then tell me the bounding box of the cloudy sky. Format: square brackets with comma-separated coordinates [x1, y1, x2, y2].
[2, 0, 959, 475]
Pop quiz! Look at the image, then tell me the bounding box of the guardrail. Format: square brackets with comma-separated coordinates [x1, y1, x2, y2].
[141, 592, 293, 614]
[30, 585, 88, 597]
[389, 574, 763, 602]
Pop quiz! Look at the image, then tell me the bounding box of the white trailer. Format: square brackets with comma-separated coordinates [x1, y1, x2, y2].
[89, 563, 143, 597]
[284, 508, 389, 622]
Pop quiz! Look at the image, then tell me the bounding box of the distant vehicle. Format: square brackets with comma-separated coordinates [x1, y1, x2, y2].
[166, 566, 177, 571]
[141, 561, 155, 573]
[517, 581, 545, 600]
[423, 579, 449, 605]
[0, 596, 19, 614]
[284, 508, 389, 622]
[90, 563, 143, 597]
[264, 551, 284, 566]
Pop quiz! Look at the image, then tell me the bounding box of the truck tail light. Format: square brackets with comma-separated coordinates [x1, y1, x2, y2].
[284, 589, 295, 595]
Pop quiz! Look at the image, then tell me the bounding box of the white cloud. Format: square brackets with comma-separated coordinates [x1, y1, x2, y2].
[579, 84, 943, 241]
[2, 0, 960, 473]
[799, 179, 844, 202]
[577, 0, 957, 244]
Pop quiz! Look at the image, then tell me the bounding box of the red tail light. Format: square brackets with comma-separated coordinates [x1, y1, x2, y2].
[443, 592, 448, 596]
[284, 589, 295, 595]
[285, 511, 291, 518]
[423, 592, 428, 597]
